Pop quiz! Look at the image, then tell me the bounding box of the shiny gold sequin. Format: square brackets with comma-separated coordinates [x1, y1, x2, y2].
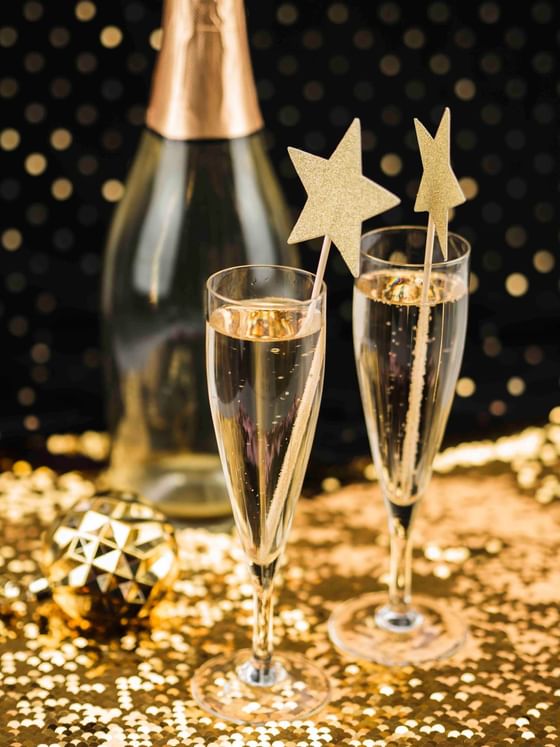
[0, 436, 559, 744]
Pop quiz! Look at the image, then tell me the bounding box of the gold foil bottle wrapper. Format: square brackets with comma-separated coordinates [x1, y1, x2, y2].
[146, 0, 264, 140]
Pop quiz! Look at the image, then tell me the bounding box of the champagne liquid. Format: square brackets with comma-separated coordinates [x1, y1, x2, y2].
[353, 269, 468, 505]
[207, 300, 323, 565]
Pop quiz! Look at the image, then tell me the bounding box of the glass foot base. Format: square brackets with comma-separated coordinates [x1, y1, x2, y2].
[191, 649, 330, 723]
[328, 592, 467, 667]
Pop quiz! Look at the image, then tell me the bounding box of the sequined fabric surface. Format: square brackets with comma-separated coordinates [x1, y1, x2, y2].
[0, 445, 558, 746]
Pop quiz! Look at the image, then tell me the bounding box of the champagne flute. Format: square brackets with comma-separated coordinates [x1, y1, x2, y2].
[329, 226, 470, 666]
[192, 265, 330, 722]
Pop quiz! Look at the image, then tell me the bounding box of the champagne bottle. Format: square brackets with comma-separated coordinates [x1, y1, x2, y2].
[101, 0, 298, 520]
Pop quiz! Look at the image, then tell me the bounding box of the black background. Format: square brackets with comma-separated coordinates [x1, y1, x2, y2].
[0, 0, 558, 463]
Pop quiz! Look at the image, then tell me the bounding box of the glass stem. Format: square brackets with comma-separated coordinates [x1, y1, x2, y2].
[388, 511, 414, 613]
[237, 561, 280, 687]
[376, 501, 421, 632]
[252, 572, 274, 674]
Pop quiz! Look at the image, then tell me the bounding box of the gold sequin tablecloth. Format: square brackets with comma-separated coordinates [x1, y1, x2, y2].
[0, 452, 559, 746]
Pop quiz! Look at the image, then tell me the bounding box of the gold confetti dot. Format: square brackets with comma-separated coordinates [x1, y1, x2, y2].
[50, 128, 72, 150]
[507, 377, 525, 396]
[430, 53, 450, 74]
[0, 27, 18, 47]
[455, 78, 476, 100]
[505, 224, 527, 248]
[328, 3, 349, 23]
[483, 335, 502, 357]
[456, 377, 476, 397]
[13, 459, 32, 474]
[549, 406, 560, 424]
[50, 27, 70, 48]
[489, 399, 507, 416]
[24, 2, 43, 22]
[31, 342, 50, 363]
[469, 272, 479, 293]
[2, 228, 22, 251]
[380, 153, 402, 176]
[51, 178, 73, 200]
[524, 345, 543, 365]
[100, 25, 123, 48]
[404, 28, 425, 48]
[102, 179, 125, 202]
[533, 250, 554, 273]
[277, 3, 298, 24]
[380, 54, 400, 76]
[0, 77, 19, 97]
[321, 477, 341, 493]
[0, 128, 20, 150]
[505, 272, 528, 296]
[8, 316, 28, 336]
[480, 1, 500, 22]
[75, 1, 96, 21]
[23, 414, 40, 431]
[150, 28, 163, 50]
[459, 176, 478, 200]
[25, 152, 47, 175]
[363, 463, 376, 480]
[17, 387, 36, 406]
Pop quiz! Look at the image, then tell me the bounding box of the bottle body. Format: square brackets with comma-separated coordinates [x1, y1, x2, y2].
[102, 128, 298, 518]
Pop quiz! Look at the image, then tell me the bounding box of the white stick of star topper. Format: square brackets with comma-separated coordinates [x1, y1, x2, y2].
[399, 108, 466, 501]
[260, 119, 400, 560]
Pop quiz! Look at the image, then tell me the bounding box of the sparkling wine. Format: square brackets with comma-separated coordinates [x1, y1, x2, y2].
[353, 268, 468, 505]
[207, 301, 323, 564]
[101, 0, 298, 519]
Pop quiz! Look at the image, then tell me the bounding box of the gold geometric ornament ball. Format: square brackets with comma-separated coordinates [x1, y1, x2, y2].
[40, 490, 179, 626]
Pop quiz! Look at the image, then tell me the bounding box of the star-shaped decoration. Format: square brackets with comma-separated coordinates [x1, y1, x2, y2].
[414, 107, 466, 258]
[288, 119, 400, 277]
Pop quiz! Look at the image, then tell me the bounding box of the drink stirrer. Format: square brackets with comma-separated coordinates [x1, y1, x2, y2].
[399, 108, 466, 501]
[261, 119, 400, 556]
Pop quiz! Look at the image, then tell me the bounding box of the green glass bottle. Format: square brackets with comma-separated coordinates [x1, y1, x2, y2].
[101, 0, 298, 519]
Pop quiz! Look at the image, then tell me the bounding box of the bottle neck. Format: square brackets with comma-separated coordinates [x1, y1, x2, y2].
[146, 0, 263, 141]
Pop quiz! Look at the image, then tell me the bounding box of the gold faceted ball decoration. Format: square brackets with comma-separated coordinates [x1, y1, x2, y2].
[41, 490, 179, 625]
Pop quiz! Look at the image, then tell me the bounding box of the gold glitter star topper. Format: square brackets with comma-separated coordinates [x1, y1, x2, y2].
[261, 121, 399, 550]
[400, 107, 466, 499]
[288, 118, 400, 292]
[414, 107, 466, 259]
